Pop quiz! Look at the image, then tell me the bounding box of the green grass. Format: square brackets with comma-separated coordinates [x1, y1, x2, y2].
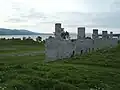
[0, 40, 120, 90]
[0, 40, 44, 54]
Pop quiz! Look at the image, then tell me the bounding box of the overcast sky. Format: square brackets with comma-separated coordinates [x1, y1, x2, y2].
[0, 0, 120, 33]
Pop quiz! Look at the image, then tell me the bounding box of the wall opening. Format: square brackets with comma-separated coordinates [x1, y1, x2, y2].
[71, 51, 75, 57]
[93, 40, 94, 44]
[97, 48, 99, 50]
[92, 48, 94, 51]
[118, 40, 120, 44]
[89, 48, 91, 52]
[81, 50, 83, 54]
[85, 49, 88, 53]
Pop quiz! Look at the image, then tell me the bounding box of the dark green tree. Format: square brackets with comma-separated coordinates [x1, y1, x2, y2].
[23, 37, 26, 40]
[49, 36, 53, 39]
[61, 31, 70, 39]
[65, 31, 70, 39]
[61, 32, 66, 39]
[36, 36, 42, 42]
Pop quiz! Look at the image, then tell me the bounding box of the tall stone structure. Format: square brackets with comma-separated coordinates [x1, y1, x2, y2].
[92, 29, 98, 39]
[102, 31, 108, 39]
[55, 23, 62, 39]
[77, 27, 85, 39]
[110, 32, 113, 39]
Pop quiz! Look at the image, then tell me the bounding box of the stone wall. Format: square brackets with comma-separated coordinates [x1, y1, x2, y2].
[45, 23, 119, 62]
[45, 38, 118, 62]
[75, 39, 93, 54]
[93, 38, 118, 50]
[45, 38, 75, 62]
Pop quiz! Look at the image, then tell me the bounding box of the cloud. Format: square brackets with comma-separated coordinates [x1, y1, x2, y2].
[1, 0, 120, 33]
[5, 11, 120, 33]
[54, 12, 120, 29]
[5, 18, 27, 23]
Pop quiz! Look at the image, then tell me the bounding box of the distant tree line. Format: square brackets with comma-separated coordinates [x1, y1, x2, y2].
[0, 36, 45, 43]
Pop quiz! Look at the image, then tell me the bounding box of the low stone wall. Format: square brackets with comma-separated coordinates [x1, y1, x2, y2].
[45, 38, 119, 62]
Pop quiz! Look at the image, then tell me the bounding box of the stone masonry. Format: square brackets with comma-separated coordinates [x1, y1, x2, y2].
[45, 23, 119, 62]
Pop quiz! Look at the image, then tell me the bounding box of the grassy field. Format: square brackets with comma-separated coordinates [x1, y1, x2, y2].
[0, 40, 120, 90]
[0, 40, 44, 54]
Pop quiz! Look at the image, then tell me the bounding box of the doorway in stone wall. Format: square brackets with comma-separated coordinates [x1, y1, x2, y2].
[85, 49, 88, 53]
[81, 50, 83, 54]
[71, 51, 75, 57]
[89, 48, 91, 52]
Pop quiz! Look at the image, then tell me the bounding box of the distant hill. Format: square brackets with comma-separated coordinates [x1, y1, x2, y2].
[0, 28, 41, 35]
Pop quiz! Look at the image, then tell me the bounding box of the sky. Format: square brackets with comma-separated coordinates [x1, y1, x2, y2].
[0, 0, 120, 33]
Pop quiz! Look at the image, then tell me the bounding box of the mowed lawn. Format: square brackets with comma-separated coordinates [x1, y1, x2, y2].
[0, 40, 44, 54]
[0, 40, 120, 90]
[0, 40, 45, 64]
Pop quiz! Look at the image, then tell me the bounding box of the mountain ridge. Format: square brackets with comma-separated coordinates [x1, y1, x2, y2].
[0, 28, 41, 35]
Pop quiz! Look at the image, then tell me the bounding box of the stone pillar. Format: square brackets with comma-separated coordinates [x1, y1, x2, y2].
[102, 31, 108, 39]
[55, 23, 61, 32]
[77, 27, 85, 39]
[110, 32, 113, 39]
[118, 36, 120, 40]
[55, 23, 62, 39]
[92, 29, 98, 39]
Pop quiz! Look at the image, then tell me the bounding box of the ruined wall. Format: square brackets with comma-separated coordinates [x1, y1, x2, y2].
[75, 38, 118, 55]
[45, 38, 75, 62]
[45, 38, 58, 61]
[45, 23, 119, 62]
[93, 38, 118, 50]
[45, 37, 118, 62]
[75, 39, 93, 54]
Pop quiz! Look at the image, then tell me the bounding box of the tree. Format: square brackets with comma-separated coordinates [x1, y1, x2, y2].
[43, 40, 45, 43]
[12, 37, 14, 40]
[23, 37, 26, 40]
[26, 37, 34, 41]
[1, 38, 6, 40]
[61, 31, 70, 40]
[65, 31, 70, 39]
[49, 36, 53, 39]
[61, 32, 66, 39]
[28, 37, 31, 39]
[36, 36, 42, 42]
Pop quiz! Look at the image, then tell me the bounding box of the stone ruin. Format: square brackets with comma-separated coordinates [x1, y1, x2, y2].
[45, 23, 119, 62]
